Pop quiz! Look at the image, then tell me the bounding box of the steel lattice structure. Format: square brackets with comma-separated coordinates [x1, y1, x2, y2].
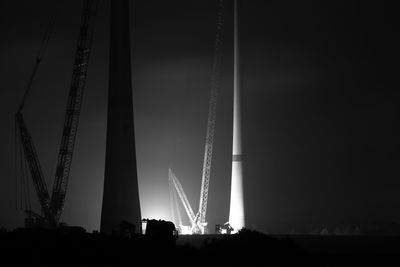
[15, 0, 99, 227]
[196, 0, 225, 234]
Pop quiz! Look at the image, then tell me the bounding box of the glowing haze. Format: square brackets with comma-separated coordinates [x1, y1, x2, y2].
[0, 1, 398, 234]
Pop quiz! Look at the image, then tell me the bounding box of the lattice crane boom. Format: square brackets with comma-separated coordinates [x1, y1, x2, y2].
[15, 112, 52, 221]
[169, 180, 183, 227]
[15, 0, 99, 227]
[50, 0, 99, 222]
[196, 0, 225, 234]
[168, 169, 197, 227]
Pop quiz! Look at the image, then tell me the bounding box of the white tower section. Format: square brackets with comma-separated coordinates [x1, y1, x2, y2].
[228, 0, 245, 233]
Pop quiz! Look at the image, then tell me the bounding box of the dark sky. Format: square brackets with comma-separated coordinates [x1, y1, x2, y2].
[0, 0, 398, 234]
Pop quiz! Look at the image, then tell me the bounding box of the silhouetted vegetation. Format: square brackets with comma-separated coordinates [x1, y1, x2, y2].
[1, 227, 400, 266]
[198, 228, 308, 266]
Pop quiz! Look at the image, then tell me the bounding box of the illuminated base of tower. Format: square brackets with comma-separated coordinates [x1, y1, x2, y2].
[228, 159, 244, 233]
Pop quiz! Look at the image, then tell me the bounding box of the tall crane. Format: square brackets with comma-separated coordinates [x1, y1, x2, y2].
[50, 0, 99, 223]
[15, 0, 99, 227]
[195, 0, 225, 234]
[167, 1, 225, 235]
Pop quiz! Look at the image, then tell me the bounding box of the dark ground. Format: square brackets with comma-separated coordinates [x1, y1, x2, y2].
[1, 228, 400, 266]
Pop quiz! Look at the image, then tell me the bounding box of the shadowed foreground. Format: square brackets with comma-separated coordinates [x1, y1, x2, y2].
[1, 227, 400, 266]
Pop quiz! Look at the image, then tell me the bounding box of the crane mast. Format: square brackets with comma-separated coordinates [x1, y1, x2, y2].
[50, 0, 99, 222]
[196, 0, 225, 234]
[15, 0, 99, 227]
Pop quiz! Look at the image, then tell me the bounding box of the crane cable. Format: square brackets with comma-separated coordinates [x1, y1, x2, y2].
[14, 121, 32, 212]
[17, 1, 64, 112]
[22, 144, 32, 212]
[14, 120, 19, 210]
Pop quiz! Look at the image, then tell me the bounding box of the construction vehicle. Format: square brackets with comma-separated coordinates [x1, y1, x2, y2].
[215, 222, 233, 234]
[15, 0, 99, 228]
[142, 219, 177, 247]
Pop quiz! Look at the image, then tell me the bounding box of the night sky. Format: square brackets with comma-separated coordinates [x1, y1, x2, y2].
[0, 1, 398, 234]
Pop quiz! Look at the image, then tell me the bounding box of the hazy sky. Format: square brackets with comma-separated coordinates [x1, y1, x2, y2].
[0, 0, 398, 233]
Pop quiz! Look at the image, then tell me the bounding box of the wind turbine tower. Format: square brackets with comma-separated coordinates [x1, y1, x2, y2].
[100, 0, 142, 233]
[228, 0, 245, 233]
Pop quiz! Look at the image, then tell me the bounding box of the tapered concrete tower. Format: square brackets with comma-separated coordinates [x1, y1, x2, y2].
[100, 0, 141, 233]
[228, 0, 245, 232]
